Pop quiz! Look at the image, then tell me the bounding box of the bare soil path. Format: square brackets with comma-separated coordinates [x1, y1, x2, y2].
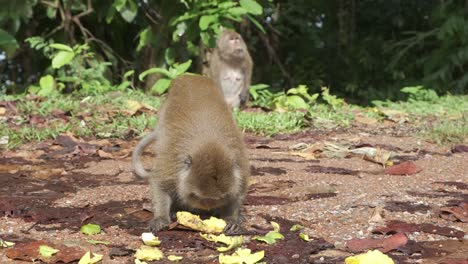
[0, 124, 467, 263]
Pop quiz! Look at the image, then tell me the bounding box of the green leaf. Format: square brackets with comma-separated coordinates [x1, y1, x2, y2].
[39, 245, 59, 257]
[199, 15, 218, 31]
[151, 78, 172, 94]
[271, 221, 280, 232]
[218, 2, 237, 9]
[38, 75, 55, 96]
[253, 231, 284, 245]
[172, 22, 187, 42]
[246, 14, 265, 33]
[124, 70, 135, 79]
[299, 233, 311, 241]
[0, 29, 19, 58]
[49, 43, 73, 52]
[174, 60, 192, 76]
[105, 6, 116, 23]
[186, 41, 199, 56]
[137, 27, 152, 52]
[113, 0, 127, 11]
[80, 223, 101, 235]
[290, 224, 304, 231]
[228, 7, 248, 16]
[119, 0, 137, 23]
[52, 51, 75, 69]
[200, 31, 216, 47]
[239, 0, 262, 15]
[139, 68, 171, 81]
[165, 48, 176, 65]
[286, 95, 309, 110]
[46, 6, 56, 19]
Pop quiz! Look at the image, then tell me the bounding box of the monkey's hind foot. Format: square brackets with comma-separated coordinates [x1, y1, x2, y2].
[149, 217, 170, 234]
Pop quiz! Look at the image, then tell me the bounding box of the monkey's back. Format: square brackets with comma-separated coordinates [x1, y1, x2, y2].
[156, 74, 246, 165]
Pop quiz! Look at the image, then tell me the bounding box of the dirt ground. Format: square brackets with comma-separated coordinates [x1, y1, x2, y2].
[0, 122, 467, 264]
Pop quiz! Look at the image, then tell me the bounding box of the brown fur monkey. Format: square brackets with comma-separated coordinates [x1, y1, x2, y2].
[205, 29, 253, 108]
[132, 75, 250, 233]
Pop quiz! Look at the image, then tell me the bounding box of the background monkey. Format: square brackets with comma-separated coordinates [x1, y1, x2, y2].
[132, 75, 250, 233]
[205, 29, 253, 108]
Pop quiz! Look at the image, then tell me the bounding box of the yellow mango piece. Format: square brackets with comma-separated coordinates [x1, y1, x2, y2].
[345, 250, 394, 264]
[167, 255, 183, 261]
[200, 233, 243, 252]
[141, 232, 161, 246]
[176, 211, 226, 233]
[134, 245, 164, 261]
[78, 251, 103, 264]
[219, 248, 264, 264]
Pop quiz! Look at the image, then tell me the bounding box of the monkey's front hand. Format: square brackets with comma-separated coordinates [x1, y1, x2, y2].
[149, 217, 171, 234]
[223, 214, 246, 235]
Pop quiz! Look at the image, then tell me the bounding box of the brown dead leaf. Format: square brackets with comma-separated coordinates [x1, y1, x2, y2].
[97, 149, 114, 159]
[373, 220, 465, 238]
[384, 161, 422, 175]
[440, 203, 468, 222]
[29, 115, 47, 126]
[346, 232, 408, 253]
[5, 240, 85, 263]
[373, 220, 420, 234]
[51, 109, 70, 121]
[451, 145, 468, 154]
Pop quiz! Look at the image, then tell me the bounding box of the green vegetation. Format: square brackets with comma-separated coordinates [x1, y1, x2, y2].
[1, 1, 467, 101]
[423, 115, 468, 145]
[2, 87, 466, 148]
[0, 1, 467, 148]
[235, 111, 306, 136]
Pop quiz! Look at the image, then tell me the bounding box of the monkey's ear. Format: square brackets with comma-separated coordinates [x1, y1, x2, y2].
[183, 155, 192, 167]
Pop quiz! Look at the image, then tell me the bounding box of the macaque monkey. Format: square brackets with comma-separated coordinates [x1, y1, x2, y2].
[132, 75, 250, 233]
[205, 29, 253, 108]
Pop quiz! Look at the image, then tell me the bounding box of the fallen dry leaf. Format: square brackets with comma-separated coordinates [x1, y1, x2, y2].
[440, 203, 468, 222]
[96, 149, 114, 159]
[346, 232, 408, 253]
[349, 147, 393, 166]
[373, 220, 465, 238]
[5, 240, 85, 263]
[451, 145, 468, 153]
[384, 161, 422, 175]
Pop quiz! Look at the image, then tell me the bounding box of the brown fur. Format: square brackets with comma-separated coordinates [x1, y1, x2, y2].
[133, 75, 250, 233]
[205, 29, 253, 108]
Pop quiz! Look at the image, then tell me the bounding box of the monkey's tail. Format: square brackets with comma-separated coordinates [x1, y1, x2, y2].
[132, 132, 158, 178]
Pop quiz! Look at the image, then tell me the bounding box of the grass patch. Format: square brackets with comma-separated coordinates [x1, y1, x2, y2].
[0, 91, 161, 149]
[2, 90, 467, 148]
[423, 115, 468, 145]
[373, 95, 468, 117]
[235, 111, 306, 136]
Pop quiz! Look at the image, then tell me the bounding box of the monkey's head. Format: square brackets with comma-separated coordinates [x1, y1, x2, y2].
[217, 30, 248, 61]
[177, 141, 243, 210]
